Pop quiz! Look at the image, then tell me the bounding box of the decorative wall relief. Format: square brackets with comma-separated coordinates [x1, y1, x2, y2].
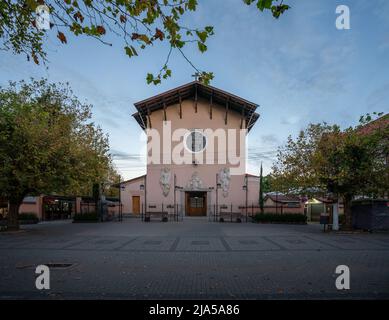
[187, 172, 203, 190]
[218, 168, 231, 197]
[160, 167, 171, 197]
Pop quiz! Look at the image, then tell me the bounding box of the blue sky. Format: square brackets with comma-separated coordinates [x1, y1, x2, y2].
[1, 0, 388, 179]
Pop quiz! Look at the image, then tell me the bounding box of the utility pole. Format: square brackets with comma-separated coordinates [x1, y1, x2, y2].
[118, 177, 122, 222]
[332, 194, 339, 231]
[259, 162, 264, 214]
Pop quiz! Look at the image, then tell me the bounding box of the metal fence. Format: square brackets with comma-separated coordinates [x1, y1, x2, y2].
[80, 201, 123, 222]
[212, 204, 256, 223]
[141, 203, 183, 222]
[139, 203, 260, 222]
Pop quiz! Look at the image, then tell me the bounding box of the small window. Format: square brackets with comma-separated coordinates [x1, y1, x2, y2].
[190, 197, 204, 208]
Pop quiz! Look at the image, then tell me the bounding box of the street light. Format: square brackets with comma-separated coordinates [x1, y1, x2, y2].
[118, 183, 125, 222]
[243, 175, 248, 221]
[216, 173, 221, 222]
[143, 175, 147, 221]
[174, 174, 184, 220]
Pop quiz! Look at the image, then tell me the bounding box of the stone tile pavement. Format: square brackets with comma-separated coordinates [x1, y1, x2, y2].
[0, 218, 388, 299]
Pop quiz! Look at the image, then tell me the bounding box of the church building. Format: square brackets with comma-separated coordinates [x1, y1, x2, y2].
[120, 81, 260, 219]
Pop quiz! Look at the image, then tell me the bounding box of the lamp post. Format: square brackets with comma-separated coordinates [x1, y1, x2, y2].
[143, 175, 147, 221]
[174, 174, 176, 219]
[216, 173, 221, 222]
[174, 185, 183, 220]
[243, 175, 248, 221]
[332, 193, 339, 231]
[139, 183, 145, 220]
[118, 180, 121, 221]
[119, 183, 125, 222]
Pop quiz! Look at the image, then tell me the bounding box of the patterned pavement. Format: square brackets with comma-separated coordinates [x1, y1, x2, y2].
[1, 219, 389, 299]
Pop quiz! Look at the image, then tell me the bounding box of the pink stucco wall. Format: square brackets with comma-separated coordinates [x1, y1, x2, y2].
[19, 196, 43, 219]
[127, 97, 260, 217]
[120, 176, 146, 214]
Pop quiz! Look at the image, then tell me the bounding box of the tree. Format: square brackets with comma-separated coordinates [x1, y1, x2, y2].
[0, 79, 115, 230]
[271, 123, 338, 195]
[271, 113, 389, 229]
[262, 174, 274, 193]
[314, 114, 389, 229]
[104, 167, 121, 197]
[0, 0, 289, 85]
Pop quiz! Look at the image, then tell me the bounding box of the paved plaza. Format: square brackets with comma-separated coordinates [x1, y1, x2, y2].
[1, 218, 389, 299]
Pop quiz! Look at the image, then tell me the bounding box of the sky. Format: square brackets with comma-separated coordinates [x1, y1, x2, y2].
[1, 0, 389, 180]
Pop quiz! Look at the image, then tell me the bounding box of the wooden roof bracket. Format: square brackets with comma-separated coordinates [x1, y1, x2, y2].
[147, 105, 152, 129]
[163, 100, 167, 121]
[140, 111, 147, 130]
[209, 91, 213, 120]
[225, 98, 229, 125]
[178, 93, 182, 119]
[240, 104, 245, 129]
[247, 108, 255, 130]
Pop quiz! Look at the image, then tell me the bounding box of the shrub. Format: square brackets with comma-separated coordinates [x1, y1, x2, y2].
[253, 213, 307, 224]
[73, 212, 99, 222]
[339, 214, 345, 225]
[18, 213, 39, 222]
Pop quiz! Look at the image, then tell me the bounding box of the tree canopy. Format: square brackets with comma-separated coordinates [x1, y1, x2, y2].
[270, 113, 389, 229]
[0, 0, 289, 85]
[0, 79, 117, 229]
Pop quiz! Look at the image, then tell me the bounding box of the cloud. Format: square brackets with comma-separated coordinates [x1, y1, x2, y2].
[280, 115, 301, 125]
[366, 83, 389, 112]
[110, 149, 145, 161]
[260, 134, 279, 145]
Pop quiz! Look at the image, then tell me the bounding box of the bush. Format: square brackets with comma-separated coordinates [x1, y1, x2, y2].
[73, 212, 99, 222]
[18, 213, 39, 223]
[253, 213, 307, 224]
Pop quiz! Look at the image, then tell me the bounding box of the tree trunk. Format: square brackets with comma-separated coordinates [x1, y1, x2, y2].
[342, 194, 353, 230]
[7, 199, 22, 230]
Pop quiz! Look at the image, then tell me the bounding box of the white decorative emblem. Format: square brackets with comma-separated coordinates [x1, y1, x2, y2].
[218, 168, 231, 197]
[160, 167, 171, 197]
[187, 172, 203, 190]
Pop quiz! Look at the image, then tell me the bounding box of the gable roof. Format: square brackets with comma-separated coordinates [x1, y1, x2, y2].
[132, 81, 260, 131]
[112, 174, 146, 188]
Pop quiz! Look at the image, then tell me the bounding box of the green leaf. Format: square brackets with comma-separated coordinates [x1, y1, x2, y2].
[187, 0, 198, 11]
[124, 46, 138, 58]
[146, 73, 154, 84]
[197, 41, 207, 53]
[205, 26, 214, 35]
[196, 30, 208, 43]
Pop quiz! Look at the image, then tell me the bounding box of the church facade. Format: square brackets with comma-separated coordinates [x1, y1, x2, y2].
[120, 81, 260, 218]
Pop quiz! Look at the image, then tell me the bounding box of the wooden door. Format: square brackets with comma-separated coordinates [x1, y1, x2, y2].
[132, 196, 140, 215]
[186, 192, 207, 216]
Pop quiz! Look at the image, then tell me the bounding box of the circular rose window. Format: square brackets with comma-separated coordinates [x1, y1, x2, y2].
[185, 130, 207, 153]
